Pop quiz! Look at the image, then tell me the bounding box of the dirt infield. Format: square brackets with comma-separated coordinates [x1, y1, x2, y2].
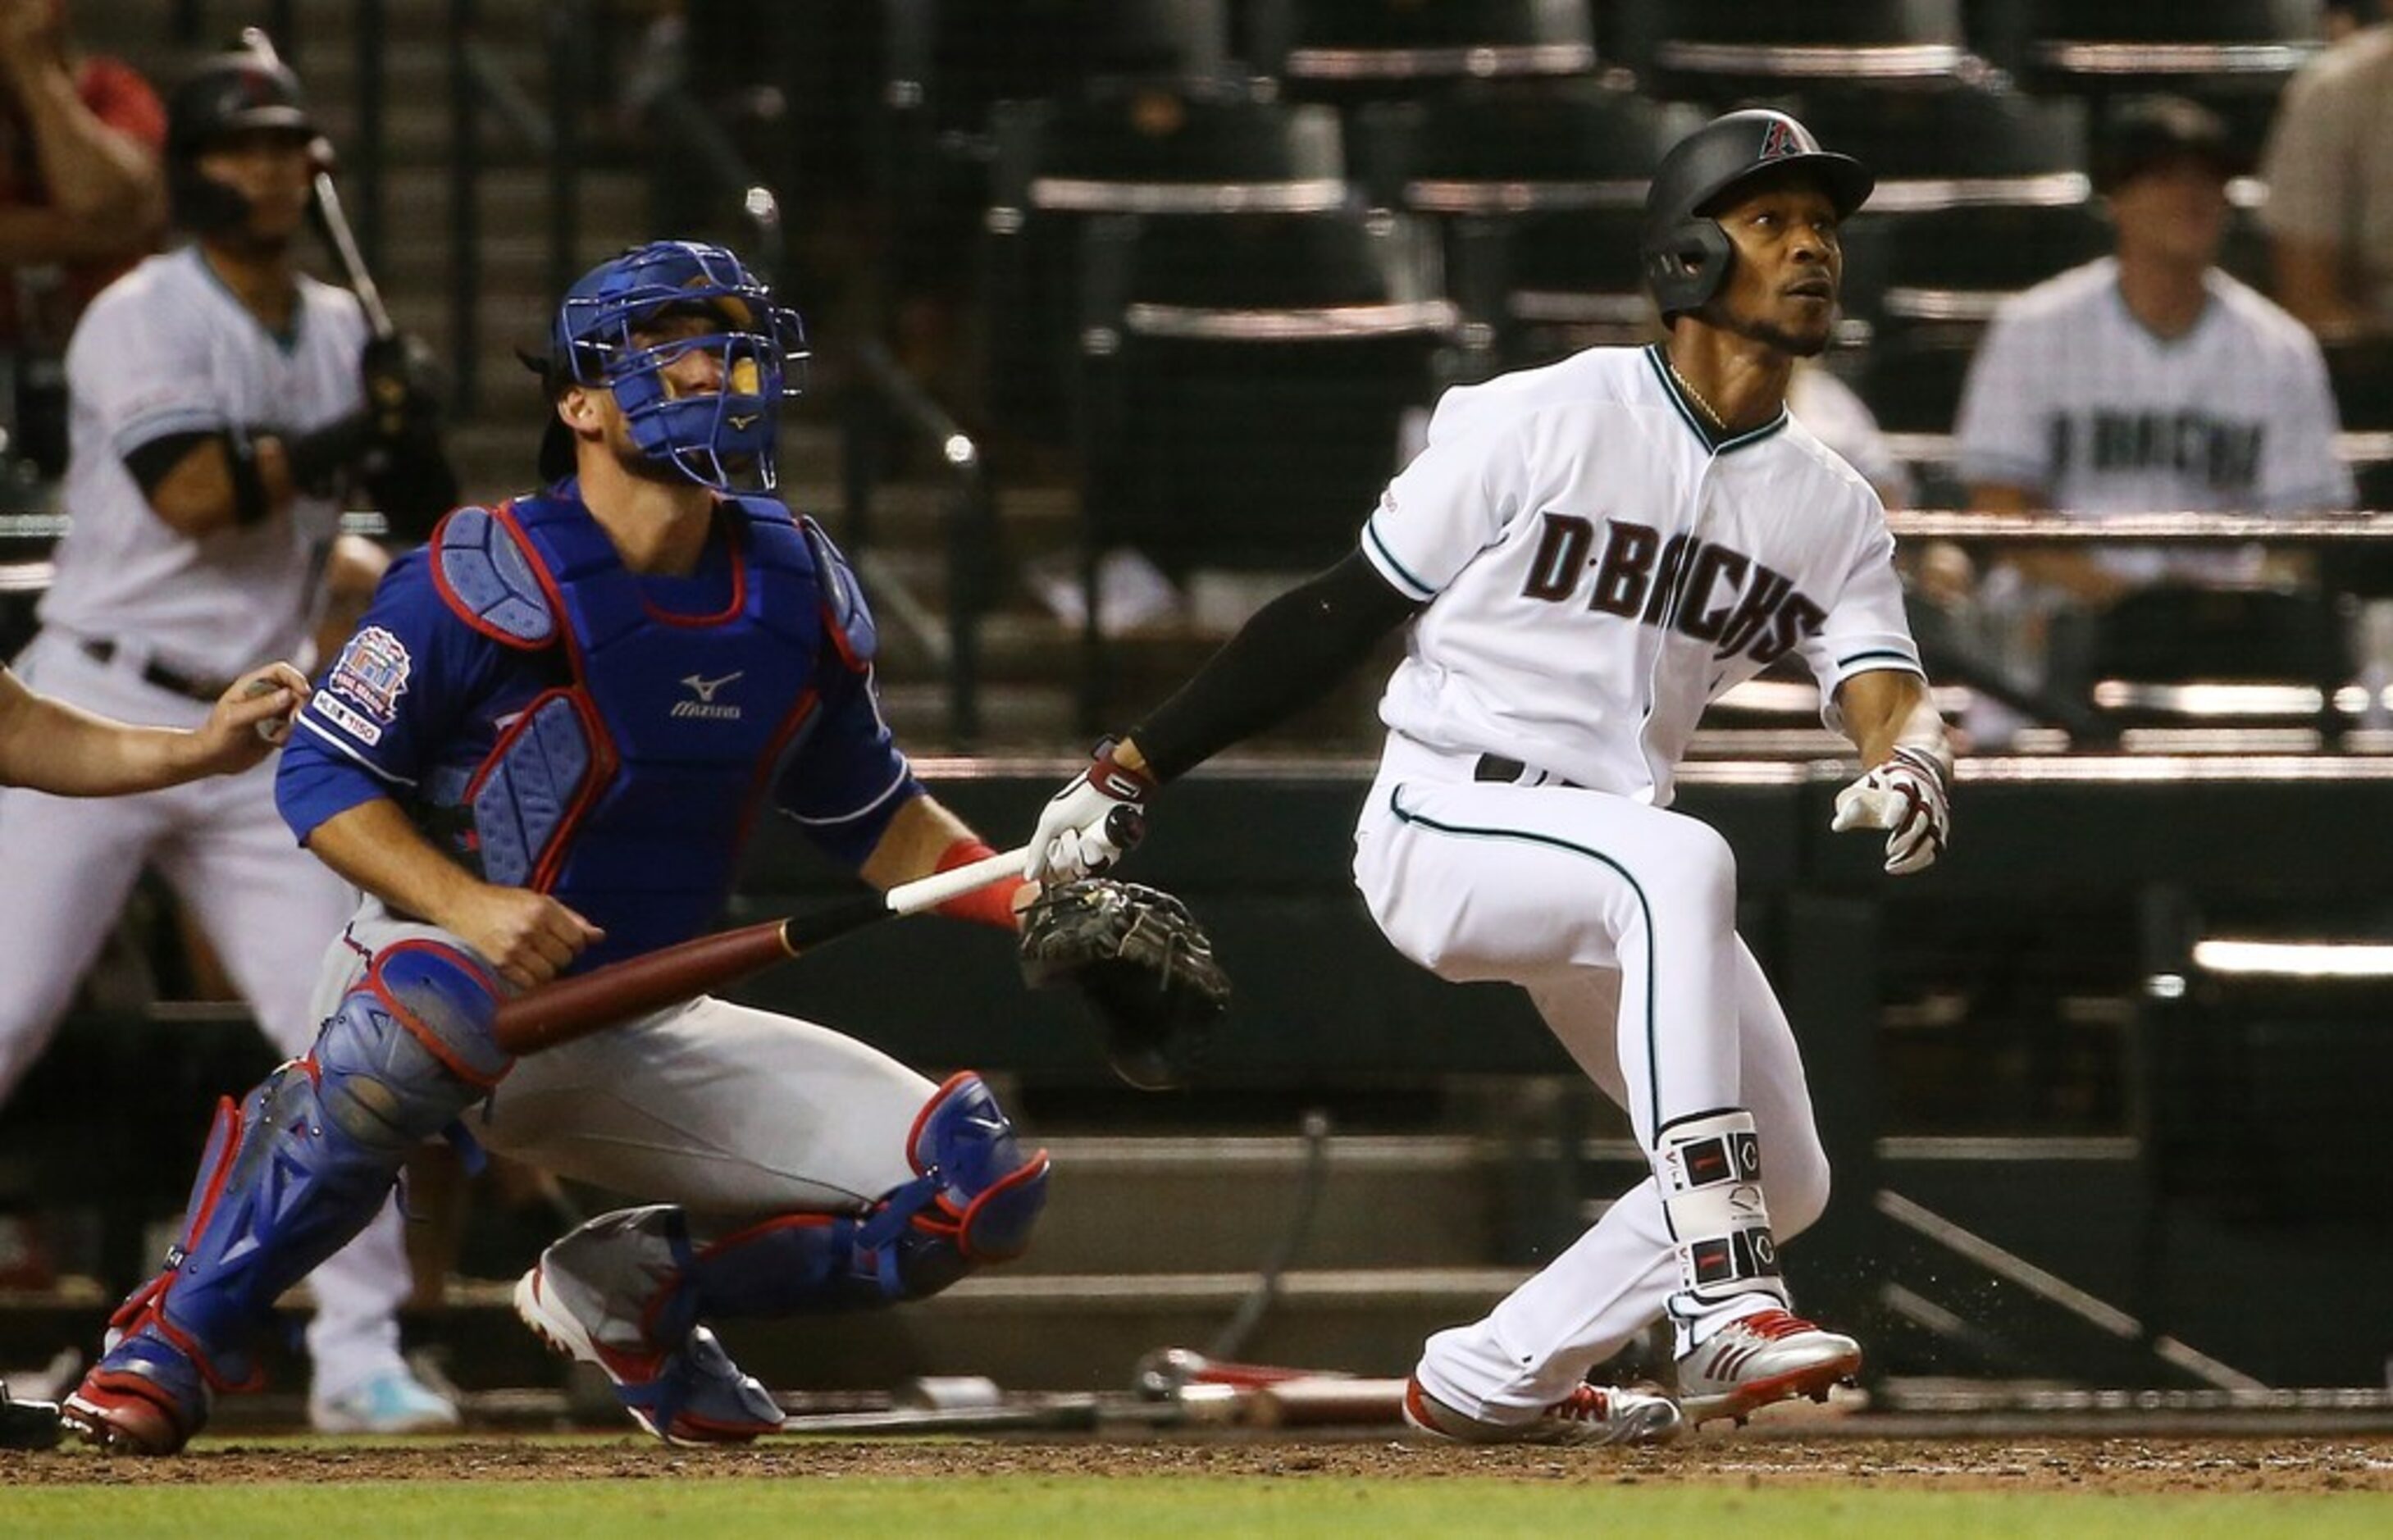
[7, 1433, 2393, 1492]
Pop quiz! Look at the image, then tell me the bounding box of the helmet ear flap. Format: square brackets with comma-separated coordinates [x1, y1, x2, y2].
[1644, 218, 1734, 321]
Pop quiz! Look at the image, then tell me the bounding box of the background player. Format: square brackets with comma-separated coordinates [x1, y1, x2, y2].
[1025, 110, 1952, 1442]
[0, 43, 458, 1433]
[62, 239, 1056, 1456]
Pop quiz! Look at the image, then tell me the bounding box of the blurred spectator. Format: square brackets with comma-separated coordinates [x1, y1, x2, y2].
[1951, 97, 2354, 738]
[2259, 12, 2393, 335]
[0, 0, 164, 479]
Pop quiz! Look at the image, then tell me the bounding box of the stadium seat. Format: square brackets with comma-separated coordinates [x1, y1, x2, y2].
[1348, 80, 1694, 215]
[2078, 582, 2351, 731]
[1447, 205, 1654, 366]
[1070, 210, 1456, 714]
[1648, 0, 1975, 101]
[1248, 0, 1598, 103]
[1784, 80, 2088, 212]
[982, 80, 1347, 443]
[2003, 0, 2329, 157]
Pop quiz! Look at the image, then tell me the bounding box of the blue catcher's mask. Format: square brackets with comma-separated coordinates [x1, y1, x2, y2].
[548, 240, 808, 492]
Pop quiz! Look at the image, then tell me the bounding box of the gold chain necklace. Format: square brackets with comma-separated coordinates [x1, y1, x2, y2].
[1663, 354, 1728, 432]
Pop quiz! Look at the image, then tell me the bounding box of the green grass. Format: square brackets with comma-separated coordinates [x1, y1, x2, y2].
[3, 1479, 2388, 1539]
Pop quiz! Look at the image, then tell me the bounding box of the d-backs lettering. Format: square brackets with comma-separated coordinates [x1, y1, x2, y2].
[1518, 513, 1823, 664]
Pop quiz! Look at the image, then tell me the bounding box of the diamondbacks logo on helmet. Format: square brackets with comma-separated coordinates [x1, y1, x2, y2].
[1757, 118, 1807, 164]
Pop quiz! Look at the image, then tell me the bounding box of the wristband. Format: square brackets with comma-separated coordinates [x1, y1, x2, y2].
[932, 837, 1024, 931]
[226, 433, 271, 526]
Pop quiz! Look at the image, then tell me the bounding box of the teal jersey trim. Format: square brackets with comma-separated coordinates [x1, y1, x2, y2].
[1365, 517, 1437, 600]
[1388, 784, 1664, 1141]
[1642, 344, 1787, 456]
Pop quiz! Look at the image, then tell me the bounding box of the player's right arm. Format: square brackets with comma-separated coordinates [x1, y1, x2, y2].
[273, 548, 601, 989]
[299, 799, 601, 991]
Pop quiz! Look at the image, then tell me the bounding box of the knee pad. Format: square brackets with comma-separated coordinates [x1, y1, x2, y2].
[125, 942, 504, 1383]
[1654, 1107, 1788, 1326]
[656, 1073, 1051, 1330]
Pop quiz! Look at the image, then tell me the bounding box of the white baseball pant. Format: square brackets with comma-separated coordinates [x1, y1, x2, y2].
[1354, 733, 1830, 1420]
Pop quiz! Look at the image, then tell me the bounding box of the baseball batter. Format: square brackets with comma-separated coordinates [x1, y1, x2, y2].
[1028, 110, 1953, 1444]
[0, 45, 458, 1433]
[63, 239, 1055, 1456]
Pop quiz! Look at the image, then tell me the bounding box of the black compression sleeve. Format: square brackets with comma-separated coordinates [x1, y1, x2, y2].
[1129, 551, 1423, 781]
[121, 430, 222, 499]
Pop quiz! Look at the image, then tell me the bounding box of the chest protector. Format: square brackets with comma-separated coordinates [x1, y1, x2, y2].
[429, 493, 824, 964]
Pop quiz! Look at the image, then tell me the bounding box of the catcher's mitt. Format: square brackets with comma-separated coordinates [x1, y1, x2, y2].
[1018, 879, 1230, 1090]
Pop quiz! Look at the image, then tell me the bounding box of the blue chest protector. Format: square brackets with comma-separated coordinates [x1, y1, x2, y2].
[429, 493, 825, 965]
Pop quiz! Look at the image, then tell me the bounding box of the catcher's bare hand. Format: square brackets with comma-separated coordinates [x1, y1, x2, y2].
[1830, 744, 1951, 875]
[193, 662, 311, 772]
[446, 883, 605, 991]
[1024, 739, 1155, 882]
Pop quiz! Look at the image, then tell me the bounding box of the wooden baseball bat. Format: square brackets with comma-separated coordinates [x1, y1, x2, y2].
[312, 168, 394, 342]
[490, 844, 1026, 1055]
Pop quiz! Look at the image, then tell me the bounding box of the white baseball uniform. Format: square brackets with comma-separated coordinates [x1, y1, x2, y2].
[0, 244, 413, 1404]
[1351, 342, 1921, 1420]
[1954, 257, 2354, 582]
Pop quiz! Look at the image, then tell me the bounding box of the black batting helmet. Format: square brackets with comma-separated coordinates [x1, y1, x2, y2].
[166, 51, 327, 233]
[1640, 110, 1873, 324]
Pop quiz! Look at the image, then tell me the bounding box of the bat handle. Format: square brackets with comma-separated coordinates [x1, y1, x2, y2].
[881, 843, 1028, 918]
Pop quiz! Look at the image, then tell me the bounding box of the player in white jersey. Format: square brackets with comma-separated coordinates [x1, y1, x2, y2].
[0, 44, 458, 1433]
[1956, 95, 2354, 599]
[1025, 110, 1953, 1444]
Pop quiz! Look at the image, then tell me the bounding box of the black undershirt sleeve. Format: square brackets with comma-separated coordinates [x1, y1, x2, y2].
[120, 430, 218, 499]
[1129, 550, 1424, 782]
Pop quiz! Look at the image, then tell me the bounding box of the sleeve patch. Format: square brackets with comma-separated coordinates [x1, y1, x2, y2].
[329, 626, 413, 723]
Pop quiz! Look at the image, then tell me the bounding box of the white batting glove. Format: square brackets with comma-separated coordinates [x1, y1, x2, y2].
[1831, 744, 1952, 876]
[1025, 738, 1157, 882]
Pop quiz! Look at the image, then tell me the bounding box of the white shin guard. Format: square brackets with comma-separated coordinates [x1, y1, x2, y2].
[1655, 1108, 1788, 1342]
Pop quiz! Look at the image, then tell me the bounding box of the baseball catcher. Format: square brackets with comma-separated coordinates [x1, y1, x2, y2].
[1019, 878, 1231, 1090]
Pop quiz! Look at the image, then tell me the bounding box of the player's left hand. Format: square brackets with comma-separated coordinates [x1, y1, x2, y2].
[196, 662, 312, 771]
[1025, 738, 1155, 882]
[360, 333, 444, 449]
[1830, 744, 1950, 875]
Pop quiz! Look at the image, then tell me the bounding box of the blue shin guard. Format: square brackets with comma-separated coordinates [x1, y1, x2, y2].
[66, 943, 506, 1453]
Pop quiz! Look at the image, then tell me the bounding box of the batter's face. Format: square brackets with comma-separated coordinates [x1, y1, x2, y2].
[195, 127, 316, 253]
[1695, 173, 1844, 358]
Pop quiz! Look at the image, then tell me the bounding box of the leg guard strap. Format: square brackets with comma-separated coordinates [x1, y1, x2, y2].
[1656, 1107, 1787, 1328]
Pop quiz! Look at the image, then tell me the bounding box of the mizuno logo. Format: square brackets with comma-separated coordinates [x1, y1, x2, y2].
[674, 670, 744, 721]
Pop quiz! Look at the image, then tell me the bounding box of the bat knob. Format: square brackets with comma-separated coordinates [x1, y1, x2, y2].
[1103, 804, 1147, 854]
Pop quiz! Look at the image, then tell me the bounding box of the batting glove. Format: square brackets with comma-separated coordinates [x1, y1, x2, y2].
[1831, 744, 1951, 876]
[1026, 738, 1156, 882]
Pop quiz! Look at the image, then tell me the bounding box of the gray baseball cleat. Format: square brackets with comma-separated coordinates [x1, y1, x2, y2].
[1673, 1307, 1861, 1426]
[1402, 1374, 1684, 1447]
[513, 1264, 782, 1445]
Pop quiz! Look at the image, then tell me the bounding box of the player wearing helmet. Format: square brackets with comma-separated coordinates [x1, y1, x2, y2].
[1026, 110, 1949, 1441]
[0, 40, 458, 1435]
[62, 241, 1051, 1455]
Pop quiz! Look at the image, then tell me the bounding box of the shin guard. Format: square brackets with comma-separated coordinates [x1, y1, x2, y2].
[1655, 1107, 1788, 1341]
[549, 1073, 1051, 1359]
[112, 942, 507, 1388]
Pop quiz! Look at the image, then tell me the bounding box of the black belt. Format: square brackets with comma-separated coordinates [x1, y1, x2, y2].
[78, 638, 233, 704]
[1473, 754, 1579, 790]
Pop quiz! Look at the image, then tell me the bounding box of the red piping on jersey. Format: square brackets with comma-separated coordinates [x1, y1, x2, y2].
[732, 685, 821, 854]
[638, 503, 749, 629]
[427, 506, 550, 652]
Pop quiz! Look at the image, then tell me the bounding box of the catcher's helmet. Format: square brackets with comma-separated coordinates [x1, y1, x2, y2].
[539, 240, 808, 493]
[165, 50, 328, 234]
[1640, 110, 1873, 324]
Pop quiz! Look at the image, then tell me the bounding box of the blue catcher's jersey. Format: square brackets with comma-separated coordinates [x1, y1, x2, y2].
[277, 481, 919, 969]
